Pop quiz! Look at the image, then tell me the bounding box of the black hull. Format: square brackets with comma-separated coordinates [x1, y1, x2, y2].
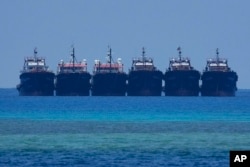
[91, 73, 127, 96]
[164, 70, 200, 96]
[127, 70, 163, 96]
[55, 73, 91, 96]
[17, 72, 55, 96]
[201, 71, 238, 96]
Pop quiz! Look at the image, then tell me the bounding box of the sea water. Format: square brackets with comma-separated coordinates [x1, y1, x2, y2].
[0, 89, 250, 166]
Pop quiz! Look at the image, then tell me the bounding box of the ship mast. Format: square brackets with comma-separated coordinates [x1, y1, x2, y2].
[142, 47, 146, 66]
[107, 46, 112, 72]
[177, 46, 182, 60]
[34, 48, 38, 70]
[71, 47, 75, 72]
[216, 48, 219, 63]
[34, 48, 38, 60]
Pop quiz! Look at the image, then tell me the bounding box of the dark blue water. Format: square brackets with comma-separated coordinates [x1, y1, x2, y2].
[0, 89, 250, 166]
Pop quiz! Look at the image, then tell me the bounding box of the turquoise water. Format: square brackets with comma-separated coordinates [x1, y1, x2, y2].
[0, 89, 250, 166]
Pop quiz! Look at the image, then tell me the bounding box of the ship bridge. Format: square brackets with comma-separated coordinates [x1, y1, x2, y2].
[58, 60, 88, 73]
[93, 47, 124, 74]
[93, 61, 123, 73]
[132, 58, 155, 71]
[205, 49, 230, 72]
[22, 55, 49, 72]
[131, 47, 156, 71]
[206, 58, 229, 71]
[169, 58, 192, 71]
[168, 47, 193, 71]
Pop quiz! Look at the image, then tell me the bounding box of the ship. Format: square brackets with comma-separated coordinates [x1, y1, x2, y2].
[164, 47, 200, 96]
[55, 47, 91, 96]
[17, 48, 55, 96]
[91, 47, 127, 96]
[127, 47, 163, 96]
[200, 48, 238, 96]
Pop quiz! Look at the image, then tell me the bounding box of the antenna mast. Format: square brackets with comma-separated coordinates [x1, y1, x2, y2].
[71, 46, 75, 72]
[177, 46, 182, 60]
[216, 48, 219, 62]
[107, 46, 112, 72]
[34, 48, 38, 71]
[142, 47, 146, 66]
[34, 48, 38, 60]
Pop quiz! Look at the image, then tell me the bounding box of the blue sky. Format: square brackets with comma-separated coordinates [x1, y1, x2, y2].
[1, 0, 250, 88]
